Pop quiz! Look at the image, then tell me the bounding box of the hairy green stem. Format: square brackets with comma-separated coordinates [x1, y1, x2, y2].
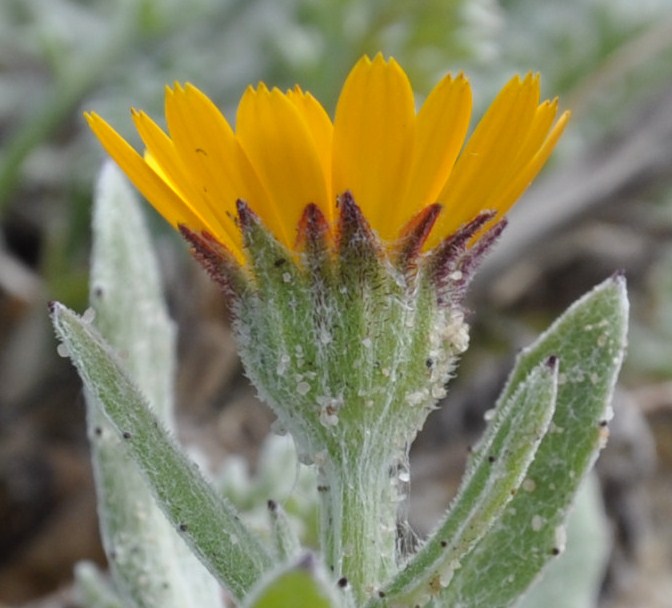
[320, 447, 400, 604]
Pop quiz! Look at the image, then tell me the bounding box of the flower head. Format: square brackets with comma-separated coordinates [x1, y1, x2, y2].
[85, 56, 569, 499]
[86, 54, 568, 269]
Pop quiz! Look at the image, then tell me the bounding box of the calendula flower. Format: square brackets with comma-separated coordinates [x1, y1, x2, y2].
[86, 55, 569, 592]
[86, 54, 567, 267]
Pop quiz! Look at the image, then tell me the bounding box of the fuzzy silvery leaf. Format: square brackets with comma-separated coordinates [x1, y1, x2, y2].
[370, 356, 558, 607]
[51, 306, 273, 602]
[82, 162, 223, 608]
[516, 473, 610, 608]
[74, 561, 124, 608]
[268, 499, 302, 562]
[437, 275, 628, 607]
[51, 166, 270, 606]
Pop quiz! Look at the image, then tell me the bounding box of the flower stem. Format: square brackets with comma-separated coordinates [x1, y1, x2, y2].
[320, 446, 401, 604]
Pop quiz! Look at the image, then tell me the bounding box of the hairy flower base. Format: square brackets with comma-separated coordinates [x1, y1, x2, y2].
[182, 193, 504, 591]
[183, 193, 503, 464]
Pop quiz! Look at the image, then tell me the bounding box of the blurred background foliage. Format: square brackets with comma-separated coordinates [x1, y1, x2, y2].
[2, 0, 672, 606]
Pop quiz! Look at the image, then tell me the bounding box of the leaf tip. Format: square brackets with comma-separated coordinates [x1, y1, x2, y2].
[545, 354, 558, 369]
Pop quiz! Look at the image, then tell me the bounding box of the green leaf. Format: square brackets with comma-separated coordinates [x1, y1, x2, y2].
[369, 357, 558, 607]
[74, 561, 125, 608]
[268, 499, 302, 561]
[50, 301, 273, 603]
[517, 473, 610, 608]
[244, 556, 345, 608]
[437, 275, 628, 607]
[84, 162, 222, 607]
[90, 162, 175, 423]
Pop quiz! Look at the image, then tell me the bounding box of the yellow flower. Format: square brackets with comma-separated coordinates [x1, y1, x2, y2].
[85, 54, 568, 265]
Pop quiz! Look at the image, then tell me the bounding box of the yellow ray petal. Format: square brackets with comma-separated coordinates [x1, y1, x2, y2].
[164, 83, 272, 253]
[286, 86, 334, 219]
[332, 54, 416, 241]
[144, 150, 176, 188]
[131, 109, 238, 248]
[88, 58, 569, 265]
[236, 84, 330, 248]
[490, 109, 571, 216]
[445, 74, 539, 208]
[505, 99, 559, 175]
[396, 73, 472, 229]
[133, 110, 192, 201]
[84, 112, 213, 235]
[427, 74, 541, 248]
[452, 98, 560, 223]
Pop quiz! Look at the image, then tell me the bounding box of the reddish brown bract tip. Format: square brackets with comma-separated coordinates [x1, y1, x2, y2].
[235, 198, 257, 232]
[296, 203, 331, 254]
[430, 212, 506, 304]
[336, 191, 383, 264]
[395, 203, 442, 273]
[179, 225, 246, 300]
